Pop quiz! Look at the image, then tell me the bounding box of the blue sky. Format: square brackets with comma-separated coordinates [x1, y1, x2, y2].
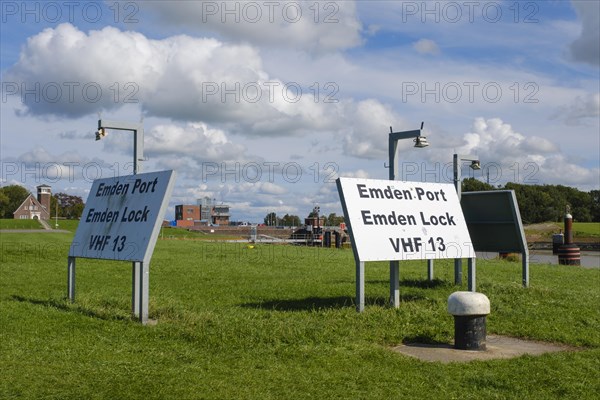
[1, 0, 599, 222]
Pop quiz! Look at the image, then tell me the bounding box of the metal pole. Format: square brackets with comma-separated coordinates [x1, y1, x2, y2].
[467, 258, 476, 291]
[390, 260, 399, 307]
[388, 128, 400, 308]
[453, 154, 461, 199]
[132, 261, 140, 317]
[67, 256, 76, 301]
[133, 127, 143, 175]
[387, 126, 429, 306]
[522, 251, 529, 288]
[427, 259, 434, 281]
[453, 154, 463, 285]
[139, 261, 149, 324]
[356, 261, 365, 312]
[94, 119, 149, 323]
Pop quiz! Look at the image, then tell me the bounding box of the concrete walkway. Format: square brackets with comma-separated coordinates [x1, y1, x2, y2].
[38, 219, 51, 230]
[391, 335, 578, 363]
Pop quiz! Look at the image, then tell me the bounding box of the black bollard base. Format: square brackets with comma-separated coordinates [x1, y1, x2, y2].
[454, 315, 487, 351]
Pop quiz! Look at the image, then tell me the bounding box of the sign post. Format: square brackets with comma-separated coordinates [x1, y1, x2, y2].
[68, 170, 176, 324]
[337, 177, 475, 312]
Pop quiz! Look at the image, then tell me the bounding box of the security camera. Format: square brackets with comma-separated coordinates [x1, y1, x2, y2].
[95, 127, 106, 141]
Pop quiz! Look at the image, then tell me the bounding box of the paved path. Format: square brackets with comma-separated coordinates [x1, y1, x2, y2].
[38, 219, 52, 230]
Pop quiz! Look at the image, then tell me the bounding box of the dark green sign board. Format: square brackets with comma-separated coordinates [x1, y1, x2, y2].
[461, 190, 529, 287]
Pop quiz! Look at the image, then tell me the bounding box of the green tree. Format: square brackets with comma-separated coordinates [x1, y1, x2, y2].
[280, 214, 300, 227]
[54, 193, 84, 219]
[504, 182, 594, 223]
[264, 212, 277, 226]
[590, 190, 600, 222]
[0, 185, 30, 218]
[325, 212, 345, 226]
[0, 191, 9, 217]
[462, 177, 495, 192]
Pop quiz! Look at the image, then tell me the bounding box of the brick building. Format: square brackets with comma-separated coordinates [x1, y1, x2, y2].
[13, 185, 51, 220]
[174, 204, 200, 227]
[212, 204, 230, 225]
[174, 199, 230, 226]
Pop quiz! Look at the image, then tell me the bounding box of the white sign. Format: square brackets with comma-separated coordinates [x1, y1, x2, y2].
[70, 170, 176, 262]
[337, 177, 474, 262]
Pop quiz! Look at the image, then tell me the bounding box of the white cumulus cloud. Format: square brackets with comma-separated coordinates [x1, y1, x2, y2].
[452, 117, 598, 188]
[4, 24, 349, 138]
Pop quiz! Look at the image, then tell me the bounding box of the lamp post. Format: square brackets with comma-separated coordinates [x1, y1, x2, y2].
[453, 153, 481, 285]
[92, 119, 146, 319]
[55, 200, 59, 229]
[95, 119, 144, 174]
[387, 123, 429, 309]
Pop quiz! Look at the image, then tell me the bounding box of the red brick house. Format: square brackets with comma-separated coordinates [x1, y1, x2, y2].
[13, 185, 51, 220]
[175, 204, 200, 224]
[174, 202, 230, 226]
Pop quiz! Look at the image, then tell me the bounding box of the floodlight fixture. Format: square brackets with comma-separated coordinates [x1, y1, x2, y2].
[95, 127, 106, 141]
[470, 160, 481, 170]
[388, 122, 430, 180]
[413, 136, 429, 148]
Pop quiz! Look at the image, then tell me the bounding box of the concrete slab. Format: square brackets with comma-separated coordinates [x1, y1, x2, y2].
[391, 335, 577, 364]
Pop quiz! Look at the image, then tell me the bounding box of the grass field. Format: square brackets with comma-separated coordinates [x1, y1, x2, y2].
[0, 219, 42, 230]
[0, 231, 599, 399]
[524, 221, 600, 240]
[51, 219, 80, 232]
[160, 226, 246, 241]
[573, 222, 600, 237]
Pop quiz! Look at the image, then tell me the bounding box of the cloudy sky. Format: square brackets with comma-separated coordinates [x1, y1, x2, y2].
[1, 0, 598, 222]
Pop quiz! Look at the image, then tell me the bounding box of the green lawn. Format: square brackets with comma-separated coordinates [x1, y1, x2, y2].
[573, 222, 600, 238]
[159, 226, 245, 240]
[50, 219, 80, 232]
[0, 232, 598, 399]
[0, 219, 42, 229]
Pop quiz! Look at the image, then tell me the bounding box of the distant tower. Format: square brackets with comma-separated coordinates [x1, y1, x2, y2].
[37, 184, 51, 215]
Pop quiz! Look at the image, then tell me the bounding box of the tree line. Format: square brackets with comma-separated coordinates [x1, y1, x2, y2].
[462, 178, 600, 223]
[263, 211, 345, 227]
[0, 185, 84, 219]
[2, 180, 597, 225]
